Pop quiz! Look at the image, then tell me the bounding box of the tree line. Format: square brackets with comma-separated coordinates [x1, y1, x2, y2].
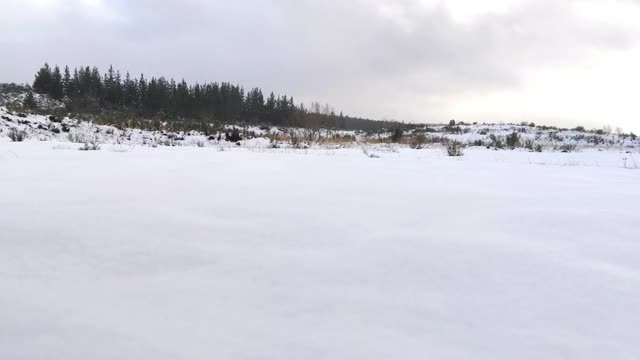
[30, 63, 408, 132]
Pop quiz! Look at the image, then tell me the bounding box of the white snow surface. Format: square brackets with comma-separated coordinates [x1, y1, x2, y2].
[1, 140, 640, 359]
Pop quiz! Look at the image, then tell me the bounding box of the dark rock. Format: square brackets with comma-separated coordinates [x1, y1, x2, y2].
[225, 129, 242, 142]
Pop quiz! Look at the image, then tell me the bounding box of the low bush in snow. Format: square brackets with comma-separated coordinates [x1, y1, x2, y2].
[362, 146, 380, 158]
[489, 134, 504, 149]
[446, 140, 464, 156]
[8, 128, 27, 142]
[523, 139, 535, 151]
[558, 143, 577, 153]
[289, 130, 302, 148]
[506, 132, 520, 149]
[409, 134, 427, 149]
[67, 133, 88, 143]
[390, 128, 403, 143]
[79, 139, 101, 151]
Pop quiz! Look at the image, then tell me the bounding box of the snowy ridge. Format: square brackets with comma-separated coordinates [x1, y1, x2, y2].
[0, 90, 64, 110]
[1, 91, 639, 154]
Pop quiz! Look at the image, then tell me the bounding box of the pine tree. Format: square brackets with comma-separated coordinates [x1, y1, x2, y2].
[24, 91, 37, 108]
[62, 66, 72, 97]
[90, 66, 102, 98]
[50, 65, 64, 100]
[123, 72, 138, 107]
[70, 68, 80, 98]
[33, 63, 52, 95]
[114, 70, 122, 106]
[138, 74, 147, 111]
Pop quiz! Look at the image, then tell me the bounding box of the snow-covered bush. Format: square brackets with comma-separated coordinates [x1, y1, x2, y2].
[506, 132, 520, 149]
[8, 128, 27, 142]
[523, 139, 535, 151]
[289, 130, 302, 148]
[79, 139, 101, 151]
[68, 133, 89, 144]
[489, 134, 504, 149]
[446, 140, 463, 156]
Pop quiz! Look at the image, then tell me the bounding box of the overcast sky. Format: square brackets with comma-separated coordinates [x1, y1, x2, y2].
[2, 0, 639, 132]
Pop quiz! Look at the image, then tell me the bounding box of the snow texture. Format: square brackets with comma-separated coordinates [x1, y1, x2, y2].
[1, 139, 640, 360]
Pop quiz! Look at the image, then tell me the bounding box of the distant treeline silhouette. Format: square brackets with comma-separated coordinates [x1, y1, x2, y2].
[30, 63, 409, 131]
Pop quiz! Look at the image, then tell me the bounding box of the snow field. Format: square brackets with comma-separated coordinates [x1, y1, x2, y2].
[1, 141, 640, 359]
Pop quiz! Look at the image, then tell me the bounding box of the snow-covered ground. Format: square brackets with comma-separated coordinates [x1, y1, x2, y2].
[2, 104, 639, 152]
[1, 140, 639, 359]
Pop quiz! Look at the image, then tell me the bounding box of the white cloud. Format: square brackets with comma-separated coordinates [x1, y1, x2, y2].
[435, 0, 524, 24]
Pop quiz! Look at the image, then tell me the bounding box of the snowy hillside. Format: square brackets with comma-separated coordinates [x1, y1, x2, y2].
[1, 90, 638, 152]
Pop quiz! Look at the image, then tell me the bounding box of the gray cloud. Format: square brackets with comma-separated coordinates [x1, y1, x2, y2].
[0, 0, 638, 126]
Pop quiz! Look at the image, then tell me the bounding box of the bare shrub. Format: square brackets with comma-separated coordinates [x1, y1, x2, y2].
[506, 132, 520, 149]
[622, 154, 638, 169]
[79, 139, 101, 151]
[446, 140, 464, 156]
[289, 130, 302, 148]
[362, 146, 380, 158]
[558, 143, 577, 153]
[160, 138, 177, 147]
[68, 132, 88, 144]
[409, 134, 427, 149]
[390, 128, 403, 143]
[523, 139, 535, 151]
[8, 128, 27, 142]
[303, 128, 322, 144]
[489, 134, 504, 149]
